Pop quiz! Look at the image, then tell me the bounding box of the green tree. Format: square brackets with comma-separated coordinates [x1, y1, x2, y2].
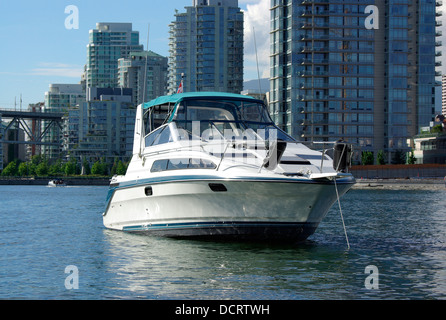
[91, 160, 108, 175]
[18, 162, 29, 176]
[2, 160, 18, 176]
[377, 150, 386, 165]
[30, 155, 42, 166]
[49, 160, 64, 176]
[116, 161, 127, 175]
[431, 124, 443, 134]
[81, 157, 90, 175]
[407, 150, 416, 165]
[110, 158, 118, 176]
[361, 151, 374, 165]
[35, 160, 49, 176]
[64, 158, 79, 176]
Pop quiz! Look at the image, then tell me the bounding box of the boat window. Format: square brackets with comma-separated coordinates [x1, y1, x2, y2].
[145, 103, 174, 132]
[144, 125, 173, 147]
[167, 159, 189, 170]
[241, 102, 271, 124]
[150, 158, 216, 172]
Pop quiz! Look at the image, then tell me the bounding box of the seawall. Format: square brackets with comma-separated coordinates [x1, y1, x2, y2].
[0, 177, 110, 186]
[350, 164, 446, 179]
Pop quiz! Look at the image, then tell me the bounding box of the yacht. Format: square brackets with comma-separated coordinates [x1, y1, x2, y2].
[103, 92, 355, 241]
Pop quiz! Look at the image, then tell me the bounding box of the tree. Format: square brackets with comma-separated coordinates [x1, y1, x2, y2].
[49, 160, 64, 176]
[91, 159, 108, 176]
[1, 160, 18, 176]
[110, 158, 118, 176]
[407, 150, 416, 165]
[18, 162, 29, 176]
[81, 157, 90, 175]
[377, 150, 386, 165]
[361, 151, 374, 165]
[35, 160, 49, 176]
[431, 124, 443, 134]
[65, 158, 78, 176]
[116, 161, 127, 175]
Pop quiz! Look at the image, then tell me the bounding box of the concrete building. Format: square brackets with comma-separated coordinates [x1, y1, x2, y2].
[442, 74, 446, 116]
[413, 133, 446, 164]
[42, 84, 85, 160]
[85, 23, 144, 89]
[269, 0, 441, 162]
[118, 51, 168, 105]
[168, 0, 244, 94]
[65, 88, 135, 164]
[0, 123, 26, 167]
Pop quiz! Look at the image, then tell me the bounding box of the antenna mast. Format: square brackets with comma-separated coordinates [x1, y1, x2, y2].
[253, 27, 262, 93]
[143, 24, 150, 105]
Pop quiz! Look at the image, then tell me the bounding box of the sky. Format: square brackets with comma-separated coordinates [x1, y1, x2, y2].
[0, 0, 270, 109]
[0, 0, 444, 111]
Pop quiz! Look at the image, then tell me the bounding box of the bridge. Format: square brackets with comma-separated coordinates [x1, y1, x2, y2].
[0, 109, 65, 146]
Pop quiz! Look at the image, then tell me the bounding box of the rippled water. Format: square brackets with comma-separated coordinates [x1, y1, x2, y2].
[0, 185, 445, 299]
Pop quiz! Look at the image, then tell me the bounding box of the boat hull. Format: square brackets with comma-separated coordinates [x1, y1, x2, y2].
[103, 177, 354, 242]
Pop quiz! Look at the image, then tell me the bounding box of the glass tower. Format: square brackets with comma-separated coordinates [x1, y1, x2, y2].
[86, 23, 143, 89]
[168, 0, 244, 94]
[270, 0, 441, 161]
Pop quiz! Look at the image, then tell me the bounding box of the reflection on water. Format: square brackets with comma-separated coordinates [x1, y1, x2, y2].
[101, 188, 446, 300]
[102, 231, 353, 299]
[0, 186, 445, 299]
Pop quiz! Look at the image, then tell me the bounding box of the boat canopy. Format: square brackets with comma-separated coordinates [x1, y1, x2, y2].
[142, 92, 297, 144]
[143, 92, 261, 109]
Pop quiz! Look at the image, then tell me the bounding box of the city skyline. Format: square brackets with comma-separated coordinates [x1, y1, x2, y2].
[0, 0, 268, 108]
[0, 0, 445, 112]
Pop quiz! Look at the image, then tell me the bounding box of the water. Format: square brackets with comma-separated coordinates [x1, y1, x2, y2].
[1, 185, 445, 300]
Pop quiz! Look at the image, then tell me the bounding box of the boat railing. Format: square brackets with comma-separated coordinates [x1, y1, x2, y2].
[310, 141, 354, 173]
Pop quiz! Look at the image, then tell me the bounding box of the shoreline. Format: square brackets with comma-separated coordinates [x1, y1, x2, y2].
[353, 178, 445, 190]
[0, 177, 110, 186]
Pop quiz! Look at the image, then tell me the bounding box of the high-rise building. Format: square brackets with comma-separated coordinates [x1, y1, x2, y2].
[118, 51, 168, 105]
[42, 84, 85, 159]
[442, 75, 446, 116]
[65, 88, 135, 163]
[168, 0, 244, 94]
[269, 0, 441, 162]
[85, 23, 144, 89]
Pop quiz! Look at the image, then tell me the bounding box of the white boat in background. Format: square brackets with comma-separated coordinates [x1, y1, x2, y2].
[48, 179, 66, 187]
[102, 92, 355, 241]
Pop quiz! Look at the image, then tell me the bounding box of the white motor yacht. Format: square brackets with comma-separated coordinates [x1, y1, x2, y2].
[103, 92, 355, 241]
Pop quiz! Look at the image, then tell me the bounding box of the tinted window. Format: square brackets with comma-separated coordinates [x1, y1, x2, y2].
[151, 158, 216, 172]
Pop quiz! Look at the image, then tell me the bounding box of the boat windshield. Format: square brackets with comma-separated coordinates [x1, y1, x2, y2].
[171, 98, 296, 142]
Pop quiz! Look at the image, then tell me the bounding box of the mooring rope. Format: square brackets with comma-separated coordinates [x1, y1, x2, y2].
[334, 178, 350, 250]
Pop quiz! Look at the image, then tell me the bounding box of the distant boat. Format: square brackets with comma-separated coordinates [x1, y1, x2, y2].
[48, 179, 66, 187]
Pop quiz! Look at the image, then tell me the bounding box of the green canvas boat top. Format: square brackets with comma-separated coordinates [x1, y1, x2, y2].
[143, 92, 262, 109]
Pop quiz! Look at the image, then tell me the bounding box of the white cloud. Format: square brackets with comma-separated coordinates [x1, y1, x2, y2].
[243, 0, 270, 80]
[30, 62, 83, 78]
